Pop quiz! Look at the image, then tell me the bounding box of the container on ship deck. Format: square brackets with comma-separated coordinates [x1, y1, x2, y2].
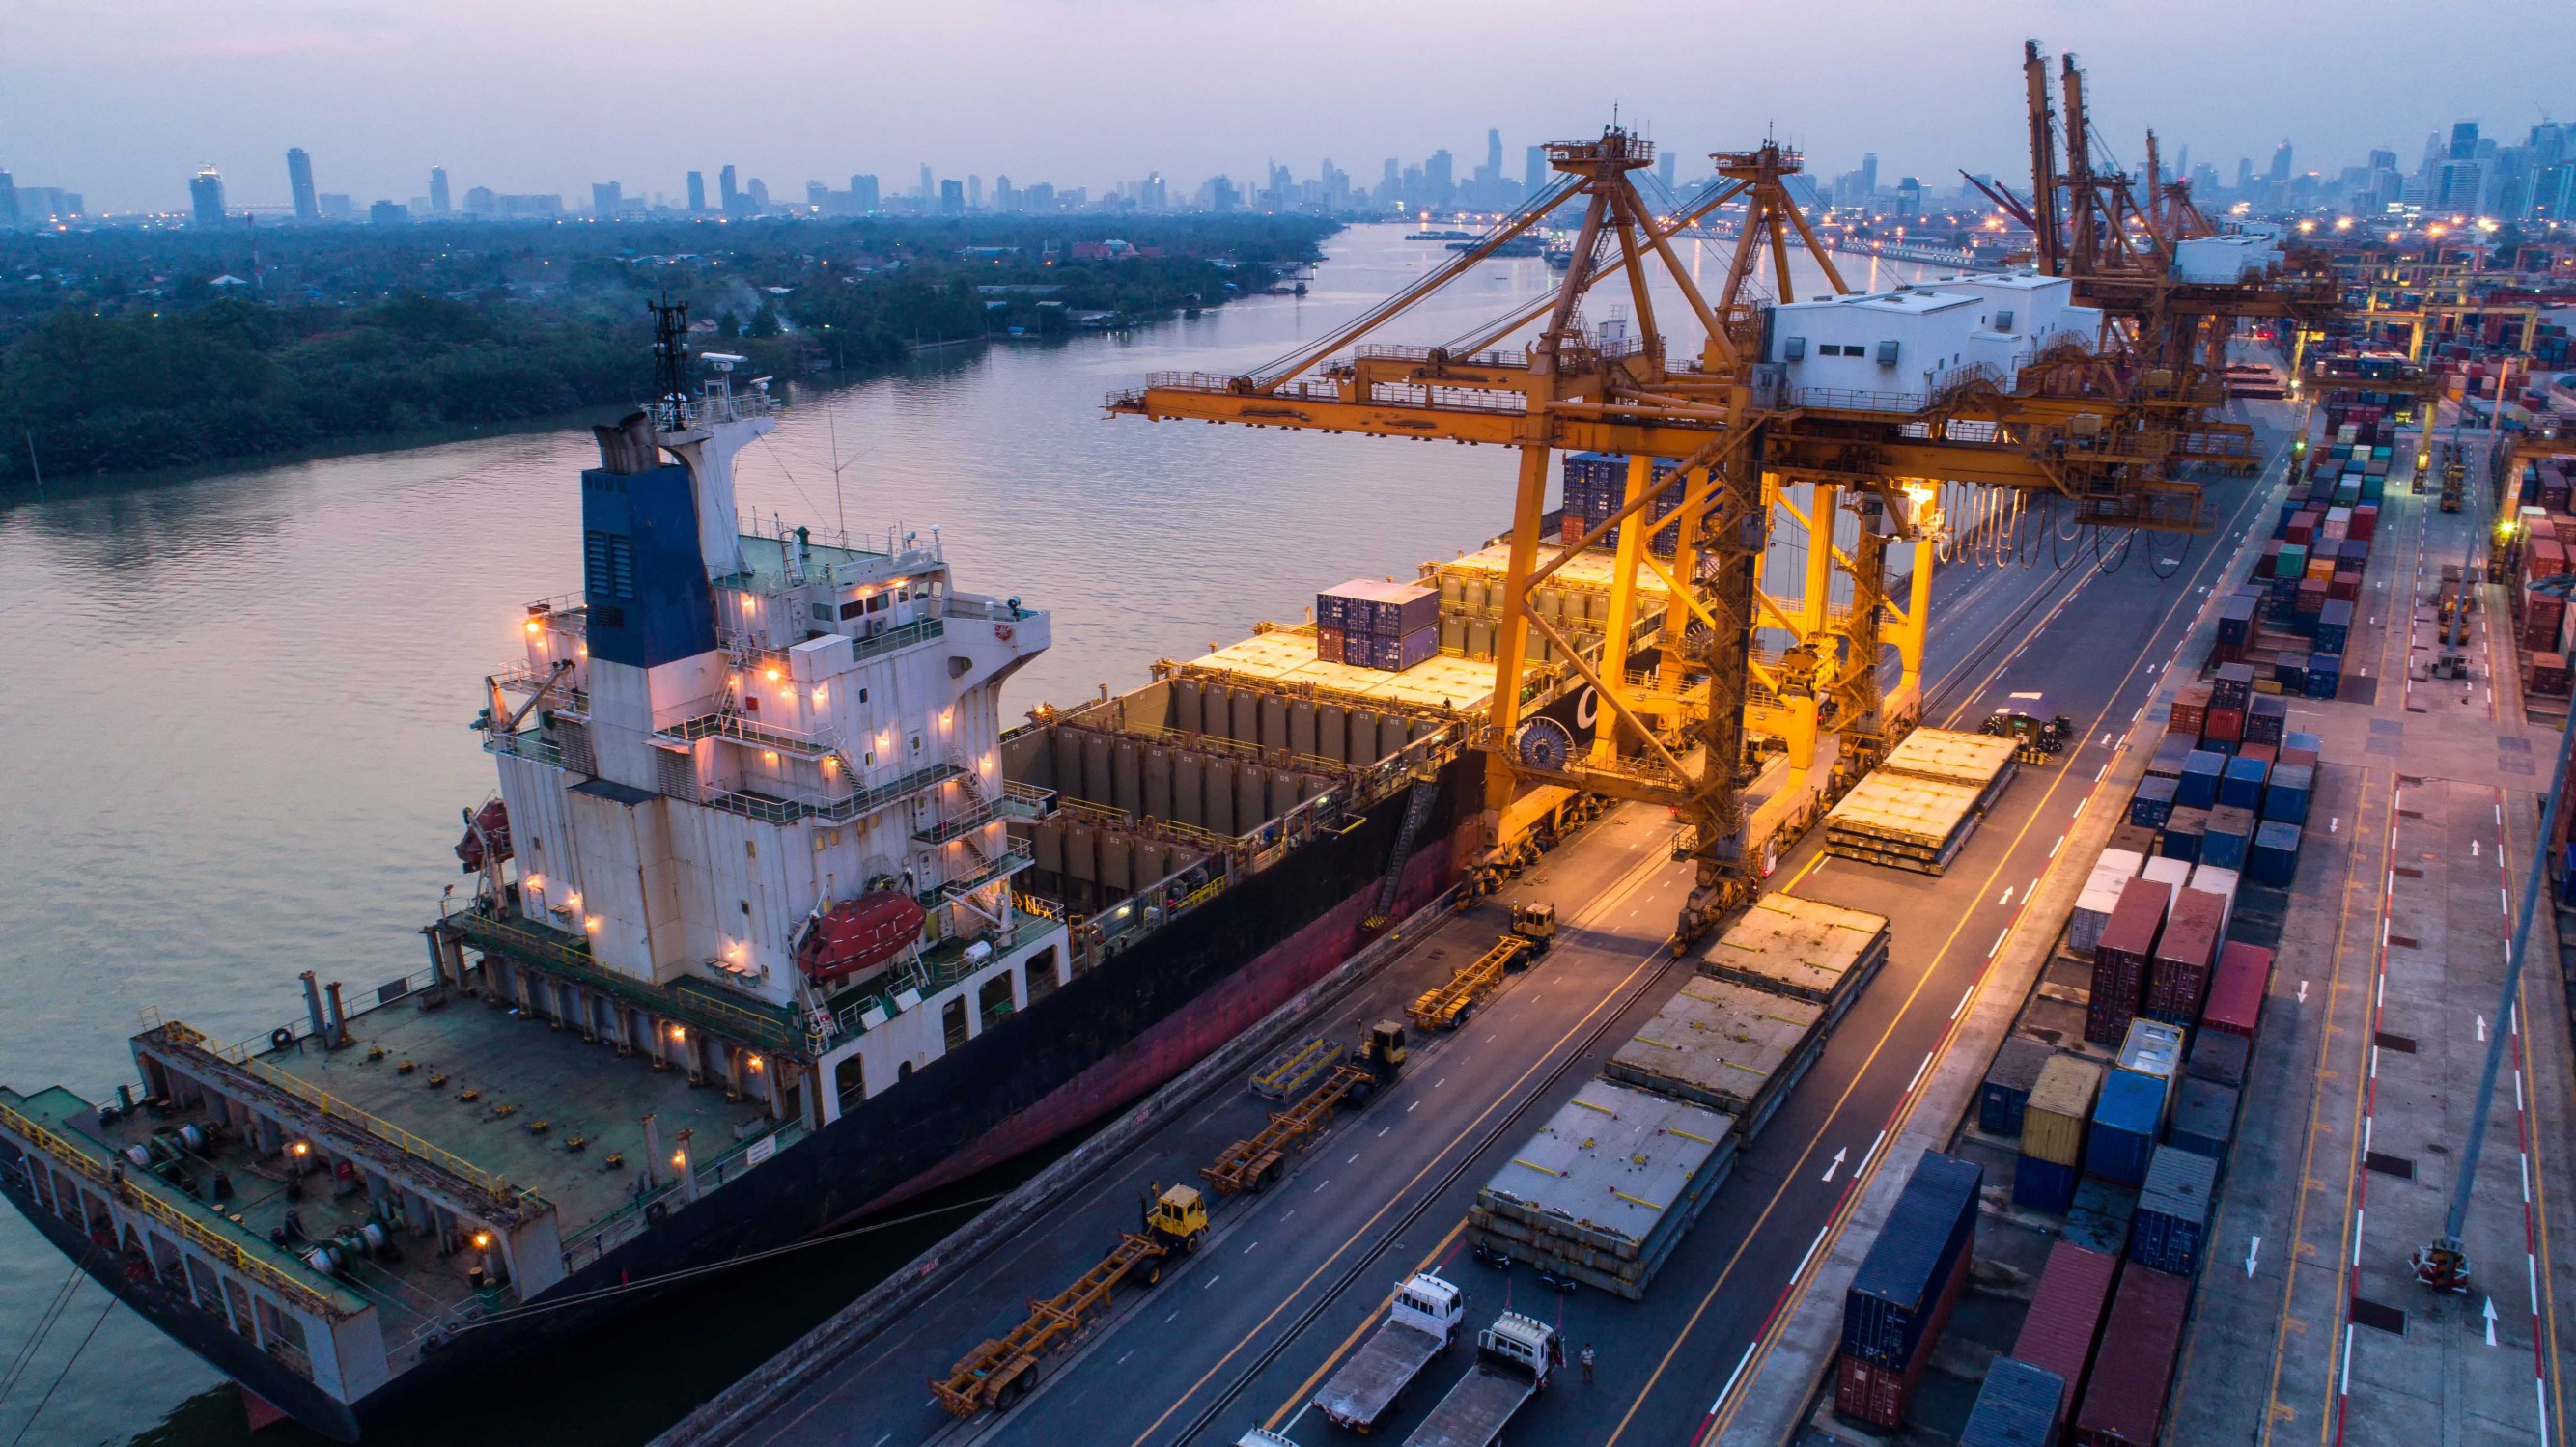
[2011, 1240, 2121, 1435]
[2022, 1055, 2103, 1172]
[1981, 1036, 2056, 1141]
[2168, 1078, 2239, 1161]
[2200, 804, 2254, 875]
[2073, 1264, 2189, 1445]
[2129, 1146, 2219, 1277]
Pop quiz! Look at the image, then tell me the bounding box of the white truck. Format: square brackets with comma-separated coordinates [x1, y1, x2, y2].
[1400, 1311, 1561, 1447]
[1310, 1273, 1466, 1433]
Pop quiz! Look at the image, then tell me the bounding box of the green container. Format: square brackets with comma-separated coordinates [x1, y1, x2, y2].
[2275, 543, 2309, 579]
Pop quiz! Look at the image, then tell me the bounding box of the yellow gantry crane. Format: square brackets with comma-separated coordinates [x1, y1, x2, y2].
[1112, 126, 2208, 939]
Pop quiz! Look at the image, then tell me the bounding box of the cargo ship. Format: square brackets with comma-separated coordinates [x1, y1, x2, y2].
[0, 315, 1624, 1440]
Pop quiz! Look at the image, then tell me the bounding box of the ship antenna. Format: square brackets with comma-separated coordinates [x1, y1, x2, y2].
[650, 292, 690, 425]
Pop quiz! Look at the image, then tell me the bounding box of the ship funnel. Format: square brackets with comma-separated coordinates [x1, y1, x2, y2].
[592, 412, 663, 475]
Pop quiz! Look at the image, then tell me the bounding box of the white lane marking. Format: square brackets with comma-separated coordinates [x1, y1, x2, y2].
[2050, 834, 2066, 858]
[1710, 1341, 1759, 1415]
[1794, 1223, 1831, 1280]
[1858, 1128, 1889, 1172]
[1905, 1051, 1935, 1094]
[1377, 1126, 1390, 1136]
[1203, 1274, 1222, 1291]
[1952, 985, 1976, 1020]
[1408, 1100, 1419, 1112]
[1988, 929, 2010, 959]
[1244, 1240, 1259, 1254]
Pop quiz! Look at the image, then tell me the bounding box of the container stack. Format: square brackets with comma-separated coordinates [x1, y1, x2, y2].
[2072, 1267, 2191, 1447]
[1559, 452, 1686, 554]
[1978, 1037, 2055, 1139]
[2143, 887, 2224, 1026]
[1605, 980, 1826, 1142]
[1959, 1357, 2064, 1447]
[2069, 848, 2146, 958]
[1314, 578, 1439, 672]
[2086, 877, 2170, 1045]
[1465, 1078, 1738, 1299]
[2199, 941, 2272, 1038]
[2015, 1055, 2101, 1213]
[2167, 1077, 2240, 1161]
[1822, 729, 2020, 876]
[2130, 1146, 2220, 1277]
[2007, 1240, 2121, 1440]
[1695, 892, 1890, 1027]
[1836, 1152, 1982, 1430]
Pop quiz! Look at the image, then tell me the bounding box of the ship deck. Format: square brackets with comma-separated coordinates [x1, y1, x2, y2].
[268, 988, 775, 1238]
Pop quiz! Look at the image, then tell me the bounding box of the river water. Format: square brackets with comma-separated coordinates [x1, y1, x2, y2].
[0, 223, 1920, 1445]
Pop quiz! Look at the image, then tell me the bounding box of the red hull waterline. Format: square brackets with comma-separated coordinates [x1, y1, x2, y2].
[853, 818, 1477, 1217]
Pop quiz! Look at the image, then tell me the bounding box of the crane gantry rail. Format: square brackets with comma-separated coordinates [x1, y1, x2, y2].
[1111, 120, 2233, 939]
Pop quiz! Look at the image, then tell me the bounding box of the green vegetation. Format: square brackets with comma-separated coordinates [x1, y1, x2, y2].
[0, 215, 1331, 482]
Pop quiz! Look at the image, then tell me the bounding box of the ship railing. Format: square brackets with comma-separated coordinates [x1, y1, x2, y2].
[653, 388, 774, 432]
[1050, 796, 1237, 857]
[1787, 385, 1936, 415]
[551, 1121, 809, 1275]
[153, 1022, 521, 1203]
[482, 730, 566, 768]
[0, 1099, 357, 1321]
[1079, 864, 1228, 960]
[657, 712, 836, 759]
[701, 760, 965, 828]
[736, 513, 942, 566]
[919, 851, 1034, 908]
[848, 616, 944, 665]
[914, 780, 1052, 845]
[489, 662, 588, 712]
[523, 590, 588, 619]
[714, 628, 796, 674]
[445, 907, 807, 1058]
[939, 594, 1031, 624]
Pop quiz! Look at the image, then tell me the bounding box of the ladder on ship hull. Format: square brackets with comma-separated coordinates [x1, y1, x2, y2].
[1361, 778, 1441, 931]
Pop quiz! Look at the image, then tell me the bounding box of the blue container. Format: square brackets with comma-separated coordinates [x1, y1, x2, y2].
[2219, 756, 2269, 810]
[1960, 1356, 2066, 1447]
[2247, 694, 2289, 745]
[2176, 751, 2225, 810]
[2201, 805, 2254, 873]
[2086, 1070, 2165, 1185]
[2160, 808, 2207, 865]
[2305, 654, 2342, 699]
[2130, 775, 2177, 829]
[2274, 501, 2301, 537]
[2130, 1146, 2219, 1277]
[2284, 730, 2323, 755]
[2251, 821, 2303, 886]
[2264, 764, 2313, 825]
[2146, 734, 2197, 779]
[2064, 1179, 2138, 1257]
[2169, 1078, 2239, 1161]
[1843, 1152, 1983, 1369]
[2012, 1152, 2081, 1214]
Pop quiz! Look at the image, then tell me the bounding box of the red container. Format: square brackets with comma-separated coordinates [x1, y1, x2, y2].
[2531, 652, 2573, 698]
[2088, 878, 2171, 1044]
[2201, 707, 2245, 745]
[2012, 1241, 2122, 1434]
[2146, 888, 2225, 1022]
[2284, 518, 2314, 545]
[2169, 684, 2210, 738]
[1315, 626, 1346, 664]
[2533, 538, 2570, 581]
[2239, 741, 2278, 766]
[2201, 941, 2273, 1038]
[2350, 505, 2378, 542]
[2073, 1267, 2191, 1445]
[2279, 745, 2319, 772]
[2327, 574, 2360, 604]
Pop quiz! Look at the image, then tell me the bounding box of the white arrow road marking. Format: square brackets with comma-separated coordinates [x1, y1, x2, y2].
[2484, 1296, 2500, 1347]
[2331, 816, 2339, 834]
[1823, 1147, 1848, 1183]
[2478, 1016, 2489, 1043]
[2247, 1236, 2262, 1278]
[2300, 980, 2310, 1005]
[2472, 840, 2480, 857]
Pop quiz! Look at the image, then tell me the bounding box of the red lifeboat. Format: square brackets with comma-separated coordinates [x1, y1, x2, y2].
[455, 800, 512, 872]
[795, 890, 927, 985]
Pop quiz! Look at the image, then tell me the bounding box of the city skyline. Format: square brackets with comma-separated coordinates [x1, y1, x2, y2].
[8, 1, 2576, 216]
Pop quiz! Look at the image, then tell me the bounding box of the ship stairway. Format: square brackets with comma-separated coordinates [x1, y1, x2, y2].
[1361, 778, 1440, 931]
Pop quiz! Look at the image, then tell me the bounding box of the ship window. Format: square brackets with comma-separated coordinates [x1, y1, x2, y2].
[941, 997, 969, 1052]
[978, 973, 1016, 1031]
[744, 840, 756, 860]
[857, 688, 867, 703]
[256, 1298, 313, 1379]
[833, 1054, 864, 1113]
[187, 1256, 225, 1316]
[583, 530, 635, 599]
[839, 598, 867, 620]
[740, 899, 751, 916]
[151, 1232, 186, 1291]
[223, 1278, 256, 1340]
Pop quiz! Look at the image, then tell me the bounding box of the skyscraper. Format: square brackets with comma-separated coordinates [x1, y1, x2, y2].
[430, 166, 451, 216]
[189, 166, 225, 226]
[1486, 129, 1503, 183]
[287, 148, 318, 221]
[2450, 121, 2480, 161]
[850, 174, 878, 211]
[2268, 140, 2293, 181]
[592, 181, 622, 218]
[919, 163, 935, 203]
[968, 174, 983, 210]
[719, 164, 740, 209]
[940, 179, 964, 214]
[686, 171, 707, 211]
[1859, 153, 1878, 199]
[0, 171, 18, 230]
[1426, 149, 1453, 203]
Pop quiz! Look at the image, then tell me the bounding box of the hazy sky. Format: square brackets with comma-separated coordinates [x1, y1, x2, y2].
[12, 0, 2576, 213]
